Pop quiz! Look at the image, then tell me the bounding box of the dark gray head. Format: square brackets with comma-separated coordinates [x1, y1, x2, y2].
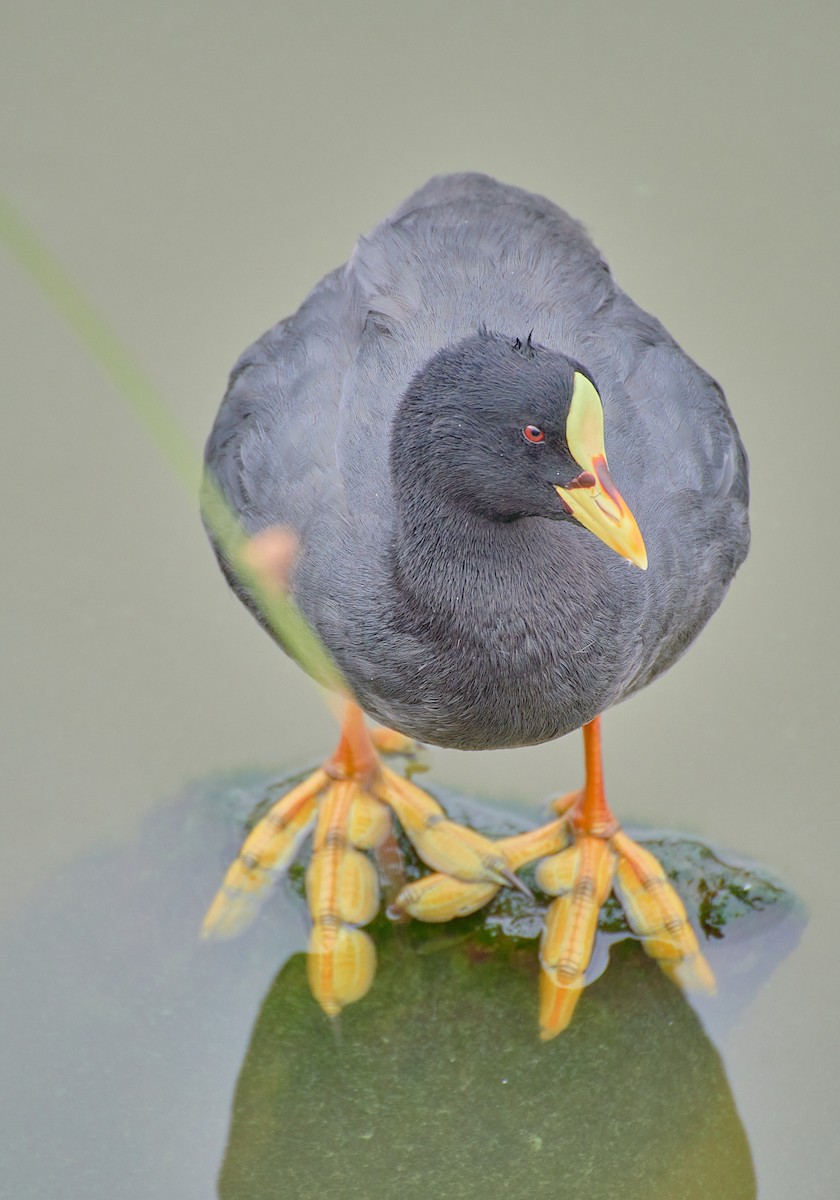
[393, 330, 585, 521]
[391, 330, 648, 566]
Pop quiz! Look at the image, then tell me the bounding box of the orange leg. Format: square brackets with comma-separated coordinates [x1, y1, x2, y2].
[573, 717, 617, 837]
[536, 716, 714, 1039]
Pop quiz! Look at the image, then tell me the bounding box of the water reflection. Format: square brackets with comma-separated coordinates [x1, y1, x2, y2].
[2, 771, 802, 1200]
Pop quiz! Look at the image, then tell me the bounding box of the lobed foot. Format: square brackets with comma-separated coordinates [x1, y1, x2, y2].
[203, 710, 713, 1039]
[390, 780, 714, 1041]
[202, 768, 391, 1016]
[201, 708, 535, 1020]
[535, 803, 715, 1040]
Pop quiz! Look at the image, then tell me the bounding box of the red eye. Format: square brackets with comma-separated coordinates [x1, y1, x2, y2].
[523, 425, 546, 444]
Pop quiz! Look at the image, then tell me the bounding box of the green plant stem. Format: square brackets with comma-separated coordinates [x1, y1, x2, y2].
[0, 190, 345, 694]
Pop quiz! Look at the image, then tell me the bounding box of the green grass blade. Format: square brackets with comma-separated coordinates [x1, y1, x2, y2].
[0, 190, 345, 695]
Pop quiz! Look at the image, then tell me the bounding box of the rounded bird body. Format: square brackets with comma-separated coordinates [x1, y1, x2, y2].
[204, 173, 748, 750]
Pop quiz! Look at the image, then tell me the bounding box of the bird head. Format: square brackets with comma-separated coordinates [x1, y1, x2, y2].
[394, 330, 648, 570]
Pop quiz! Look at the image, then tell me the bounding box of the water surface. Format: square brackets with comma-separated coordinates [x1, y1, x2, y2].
[2, 773, 800, 1198]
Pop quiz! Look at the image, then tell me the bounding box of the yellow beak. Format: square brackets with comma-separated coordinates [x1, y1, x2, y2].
[555, 456, 648, 570]
[555, 371, 648, 570]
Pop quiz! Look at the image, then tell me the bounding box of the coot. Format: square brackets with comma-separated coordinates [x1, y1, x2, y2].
[202, 174, 749, 1037]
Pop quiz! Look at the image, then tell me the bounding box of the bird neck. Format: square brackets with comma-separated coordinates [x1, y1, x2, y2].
[390, 475, 554, 618]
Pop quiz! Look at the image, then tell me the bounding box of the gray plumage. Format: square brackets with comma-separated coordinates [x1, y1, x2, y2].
[203, 173, 749, 750]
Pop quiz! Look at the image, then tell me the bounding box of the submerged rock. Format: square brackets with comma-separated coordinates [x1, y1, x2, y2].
[217, 774, 799, 1200]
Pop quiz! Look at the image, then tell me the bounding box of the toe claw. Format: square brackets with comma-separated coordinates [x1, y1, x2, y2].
[495, 865, 534, 899]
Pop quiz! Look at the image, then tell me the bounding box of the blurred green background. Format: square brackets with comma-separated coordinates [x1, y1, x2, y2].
[2, 2, 837, 1197]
